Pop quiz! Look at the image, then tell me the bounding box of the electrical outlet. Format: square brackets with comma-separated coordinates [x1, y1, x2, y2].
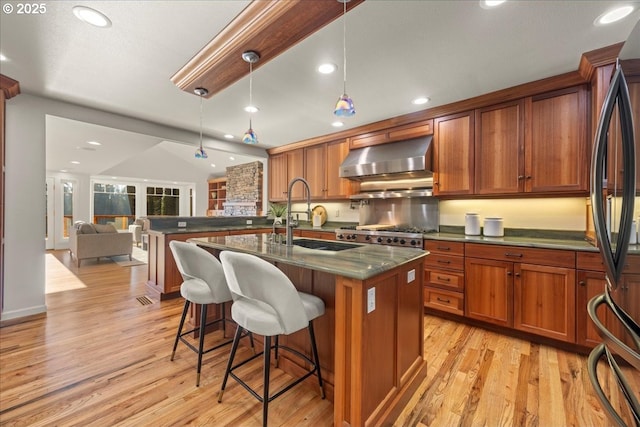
[335, 209, 340, 218]
[407, 269, 416, 283]
[246, 219, 253, 225]
[367, 287, 375, 313]
[177, 221, 187, 228]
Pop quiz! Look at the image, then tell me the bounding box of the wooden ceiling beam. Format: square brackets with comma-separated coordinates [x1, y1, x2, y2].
[171, 0, 364, 98]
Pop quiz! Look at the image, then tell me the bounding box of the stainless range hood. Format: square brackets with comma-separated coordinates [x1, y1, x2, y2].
[340, 136, 434, 199]
[339, 136, 433, 180]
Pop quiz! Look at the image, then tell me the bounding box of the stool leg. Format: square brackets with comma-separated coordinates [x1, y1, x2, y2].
[274, 335, 279, 368]
[248, 331, 256, 354]
[262, 335, 272, 427]
[218, 325, 243, 403]
[171, 300, 190, 361]
[196, 303, 208, 387]
[221, 302, 227, 338]
[308, 321, 325, 399]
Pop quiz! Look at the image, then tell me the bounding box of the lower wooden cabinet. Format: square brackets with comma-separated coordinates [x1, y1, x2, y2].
[465, 257, 513, 327]
[514, 263, 576, 343]
[576, 269, 609, 347]
[423, 241, 465, 316]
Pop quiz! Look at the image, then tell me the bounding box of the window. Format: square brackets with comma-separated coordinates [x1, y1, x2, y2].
[146, 186, 179, 216]
[62, 181, 74, 237]
[93, 183, 136, 229]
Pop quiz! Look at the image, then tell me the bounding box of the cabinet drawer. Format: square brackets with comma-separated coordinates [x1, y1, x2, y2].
[425, 270, 464, 291]
[424, 240, 465, 256]
[465, 243, 575, 268]
[577, 251, 640, 273]
[426, 253, 464, 271]
[424, 287, 464, 315]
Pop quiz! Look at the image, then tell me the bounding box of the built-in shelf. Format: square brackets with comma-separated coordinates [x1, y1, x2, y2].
[207, 177, 226, 216]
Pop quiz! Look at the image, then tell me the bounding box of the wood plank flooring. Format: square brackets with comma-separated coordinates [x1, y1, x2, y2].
[0, 249, 637, 426]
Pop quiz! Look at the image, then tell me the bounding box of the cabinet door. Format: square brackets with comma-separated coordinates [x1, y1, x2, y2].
[325, 139, 353, 199]
[576, 270, 608, 347]
[269, 153, 288, 201]
[616, 273, 640, 348]
[304, 144, 326, 198]
[434, 111, 474, 196]
[475, 100, 524, 194]
[525, 86, 588, 193]
[607, 79, 640, 193]
[514, 263, 576, 342]
[287, 149, 305, 200]
[465, 257, 513, 327]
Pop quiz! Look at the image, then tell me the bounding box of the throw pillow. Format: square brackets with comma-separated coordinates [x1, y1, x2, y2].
[94, 223, 118, 233]
[78, 223, 97, 234]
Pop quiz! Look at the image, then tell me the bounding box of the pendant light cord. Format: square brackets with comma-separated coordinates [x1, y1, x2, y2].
[342, 0, 347, 94]
[249, 60, 253, 109]
[199, 93, 204, 150]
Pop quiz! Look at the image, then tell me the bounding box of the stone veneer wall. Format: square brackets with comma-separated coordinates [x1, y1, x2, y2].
[224, 161, 263, 216]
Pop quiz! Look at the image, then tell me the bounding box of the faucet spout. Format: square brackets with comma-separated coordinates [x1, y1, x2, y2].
[286, 177, 311, 246]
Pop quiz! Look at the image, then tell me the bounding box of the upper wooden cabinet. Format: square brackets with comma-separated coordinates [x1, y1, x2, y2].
[305, 140, 356, 200]
[474, 100, 525, 195]
[433, 112, 474, 196]
[268, 149, 304, 202]
[524, 86, 589, 193]
[349, 120, 433, 150]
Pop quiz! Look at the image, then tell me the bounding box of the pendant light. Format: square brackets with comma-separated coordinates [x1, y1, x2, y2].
[242, 51, 260, 144]
[194, 87, 208, 158]
[334, 0, 355, 117]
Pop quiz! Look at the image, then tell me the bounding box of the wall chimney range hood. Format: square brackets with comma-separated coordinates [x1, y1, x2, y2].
[340, 136, 434, 199]
[339, 136, 433, 180]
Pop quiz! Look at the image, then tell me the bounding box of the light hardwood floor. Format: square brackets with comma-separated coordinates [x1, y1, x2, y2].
[0, 249, 637, 426]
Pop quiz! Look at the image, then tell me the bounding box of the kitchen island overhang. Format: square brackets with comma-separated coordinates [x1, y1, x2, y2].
[189, 234, 429, 427]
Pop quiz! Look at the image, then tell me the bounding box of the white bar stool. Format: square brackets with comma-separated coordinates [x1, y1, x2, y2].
[217, 250, 325, 427]
[169, 241, 253, 386]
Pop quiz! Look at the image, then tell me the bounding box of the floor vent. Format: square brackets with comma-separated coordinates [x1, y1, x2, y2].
[136, 296, 154, 306]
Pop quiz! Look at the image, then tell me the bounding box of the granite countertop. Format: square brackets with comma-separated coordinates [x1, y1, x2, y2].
[189, 233, 427, 281]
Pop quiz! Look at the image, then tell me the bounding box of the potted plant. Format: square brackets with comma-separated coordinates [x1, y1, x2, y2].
[268, 203, 287, 224]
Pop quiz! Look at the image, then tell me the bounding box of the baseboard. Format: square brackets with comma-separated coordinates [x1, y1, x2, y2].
[0, 305, 47, 327]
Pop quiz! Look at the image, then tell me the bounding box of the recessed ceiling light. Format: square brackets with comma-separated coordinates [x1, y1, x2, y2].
[224, 134, 234, 139]
[60, 169, 68, 173]
[70, 161, 80, 164]
[595, 5, 634, 25]
[332, 121, 344, 127]
[229, 156, 235, 161]
[211, 164, 216, 168]
[412, 97, 430, 105]
[87, 140, 101, 145]
[112, 176, 117, 179]
[0, 53, 7, 61]
[244, 105, 259, 113]
[479, 0, 506, 9]
[143, 179, 148, 182]
[72, 6, 112, 28]
[318, 63, 337, 74]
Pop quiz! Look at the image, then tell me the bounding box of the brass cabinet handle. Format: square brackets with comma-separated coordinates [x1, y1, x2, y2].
[436, 276, 451, 282]
[437, 246, 451, 251]
[515, 272, 521, 277]
[518, 175, 524, 180]
[436, 297, 451, 303]
[525, 176, 532, 179]
[437, 260, 451, 264]
[507, 271, 512, 276]
[505, 253, 523, 258]
[579, 281, 586, 286]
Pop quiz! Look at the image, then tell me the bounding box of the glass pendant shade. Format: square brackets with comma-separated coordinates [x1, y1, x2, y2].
[195, 146, 208, 158]
[334, 93, 355, 117]
[242, 127, 258, 145]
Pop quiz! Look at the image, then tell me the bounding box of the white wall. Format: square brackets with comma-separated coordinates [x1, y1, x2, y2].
[2, 93, 267, 321]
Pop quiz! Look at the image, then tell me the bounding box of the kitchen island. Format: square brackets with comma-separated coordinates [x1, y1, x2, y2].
[190, 233, 428, 427]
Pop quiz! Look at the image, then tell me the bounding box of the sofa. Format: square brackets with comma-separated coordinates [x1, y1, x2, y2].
[69, 222, 133, 266]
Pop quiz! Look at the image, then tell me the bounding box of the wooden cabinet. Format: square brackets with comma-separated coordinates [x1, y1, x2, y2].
[474, 100, 525, 195]
[465, 243, 576, 342]
[349, 119, 433, 149]
[304, 139, 354, 200]
[296, 229, 336, 240]
[433, 111, 474, 196]
[207, 178, 226, 216]
[514, 263, 576, 342]
[524, 86, 589, 193]
[576, 269, 609, 348]
[423, 241, 465, 315]
[268, 149, 304, 202]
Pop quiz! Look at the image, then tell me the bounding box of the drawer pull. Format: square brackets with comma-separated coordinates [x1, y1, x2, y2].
[436, 297, 451, 303]
[505, 252, 523, 258]
[436, 276, 451, 282]
[437, 246, 451, 251]
[437, 260, 451, 264]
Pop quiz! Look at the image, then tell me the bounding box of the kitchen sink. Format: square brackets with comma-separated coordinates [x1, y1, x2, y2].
[292, 238, 360, 251]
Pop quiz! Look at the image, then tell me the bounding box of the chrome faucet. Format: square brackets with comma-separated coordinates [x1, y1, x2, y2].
[286, 177, 311, 246]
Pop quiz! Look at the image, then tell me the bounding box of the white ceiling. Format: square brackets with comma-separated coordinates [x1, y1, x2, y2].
[1, 1, 639, 177]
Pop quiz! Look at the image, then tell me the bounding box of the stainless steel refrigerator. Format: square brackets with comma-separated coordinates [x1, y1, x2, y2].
[588, 19, 640, 427]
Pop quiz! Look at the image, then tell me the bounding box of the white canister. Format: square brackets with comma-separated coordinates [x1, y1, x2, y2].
[630, 220, 637, 245]
[465, 213, 481, 235]
[313, 214, 322, 228]
[484, 217, 504, 237]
